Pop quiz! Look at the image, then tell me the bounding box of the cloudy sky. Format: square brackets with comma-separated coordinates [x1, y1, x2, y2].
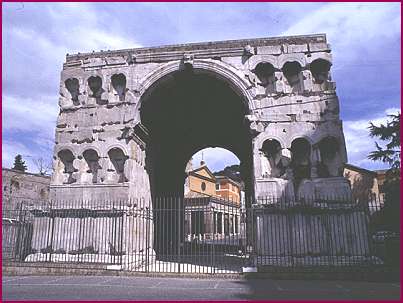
[3, 2, 401, 173]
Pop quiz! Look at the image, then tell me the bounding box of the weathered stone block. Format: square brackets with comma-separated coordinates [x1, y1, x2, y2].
[256, 45, 282, 55]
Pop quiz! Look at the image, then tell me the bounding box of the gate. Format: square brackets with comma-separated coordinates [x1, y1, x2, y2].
[2, 196, 388, 274]
[152, 196, 251, 273]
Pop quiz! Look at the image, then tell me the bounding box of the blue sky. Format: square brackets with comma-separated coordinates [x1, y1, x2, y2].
[2, 2, 401, 173]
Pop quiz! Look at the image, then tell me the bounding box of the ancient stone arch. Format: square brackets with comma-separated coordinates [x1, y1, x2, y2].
[52, 34, 350, 202]
[48, 34, 365, 264]
[132, 59, 255, 122]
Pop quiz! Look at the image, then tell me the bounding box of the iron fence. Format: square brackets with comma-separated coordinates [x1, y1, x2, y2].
[2, 195, 396, 274]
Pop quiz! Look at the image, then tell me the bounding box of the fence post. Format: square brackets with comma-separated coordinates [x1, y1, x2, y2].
[49, 201, 55, 263]
[146, 205, 150, 273]
[177, 196, 181, 274]
[120, 200, 124, 267]
[16, 202, 24, 261]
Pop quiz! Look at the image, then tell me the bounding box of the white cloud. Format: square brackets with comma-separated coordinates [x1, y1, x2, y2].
[283, 2, 401, 62]
[343, 107, 400, 169]
[2, 95, 58, 139]
[191, 148, 240, 172]
[3, 2, 400, 175]
[2, 3, 141, 174]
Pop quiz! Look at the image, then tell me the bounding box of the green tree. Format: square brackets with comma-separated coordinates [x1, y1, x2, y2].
[368, 113, 400, 232]
[214, 164, 242, 183]
[12, 154, 27, 172]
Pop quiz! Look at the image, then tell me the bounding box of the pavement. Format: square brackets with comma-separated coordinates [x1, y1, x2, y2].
[2, 275, 400, 301]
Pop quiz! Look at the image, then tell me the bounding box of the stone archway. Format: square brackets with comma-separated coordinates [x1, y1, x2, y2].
[138, 63, 254, 255]
[48, 35, 370, 271]
[138, 62, 254, 199]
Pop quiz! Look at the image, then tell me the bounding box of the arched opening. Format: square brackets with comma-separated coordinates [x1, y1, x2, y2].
[290, 138, 311, 189]
[184, 147, 243, 201]
[317, 136, 341, 178]
[65, 78, 80, 106]
[254, 62, 275, 87]
[108, 147, 128, 183]
[282, 61, 302, 92]
[83, 149, 101, 183]
[182, 147, 244, 257]
[310, 59, 331, 84]
[139, 67, 253, 255]
[260, 139, 286, 178]
[57, 149, 76, 184]
[140, 68, 253, 199]
[88, 76, 105, 105]
[111, 73, 126, 101]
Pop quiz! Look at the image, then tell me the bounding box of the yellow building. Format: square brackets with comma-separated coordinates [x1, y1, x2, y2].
[184, 161, 241, 202]
[343, 163, 384, 204]
[184, 161, 243, 240]
[184, 161, 217, 197]
[215, 175, 241, 204]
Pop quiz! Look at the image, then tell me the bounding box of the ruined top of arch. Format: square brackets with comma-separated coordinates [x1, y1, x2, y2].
[64, 33, 330, 66]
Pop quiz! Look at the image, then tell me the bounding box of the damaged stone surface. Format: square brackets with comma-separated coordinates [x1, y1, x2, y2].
[46, 34, 359, 264]
[53, 33, 347, 202]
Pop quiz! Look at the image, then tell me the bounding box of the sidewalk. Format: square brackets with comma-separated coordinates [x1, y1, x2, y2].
[3, 275, 400, 300]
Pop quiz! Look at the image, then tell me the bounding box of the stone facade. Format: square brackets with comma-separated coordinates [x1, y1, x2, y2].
[45, 34, 368, 264]
[2, 168, 50, 218]
[52, 33, 349, 203]
[184, 163, 217, 198]
[344, 163, 383, 203]
[215, 176, 242, 203]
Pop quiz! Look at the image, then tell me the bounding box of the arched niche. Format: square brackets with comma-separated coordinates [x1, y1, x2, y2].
[317, 136, 341, 177]
[290, 138, 311, 184]
[108, 147, 128, 183]
[111, 73, 127, 101]
[253, 62, 275, 88]
[282, 61, 302, 92]
[57, 149, 76, 184]
[83, 149, 101, 183]
[88, 76, 106, 105]
[64, 78, 80, 106]
[260, 139, 286, 178]
[310, 58, 331, 84]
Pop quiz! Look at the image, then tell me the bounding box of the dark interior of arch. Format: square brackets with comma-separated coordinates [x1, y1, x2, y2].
[140, 68, 252, 201]
[141, 68, 253, 202]
[140, 68, 255, 255]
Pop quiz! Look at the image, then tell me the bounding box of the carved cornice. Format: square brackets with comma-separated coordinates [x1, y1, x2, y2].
[65, 34, 328, 66]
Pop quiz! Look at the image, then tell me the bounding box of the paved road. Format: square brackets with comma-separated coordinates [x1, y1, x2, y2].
[2, 275, 400, 300]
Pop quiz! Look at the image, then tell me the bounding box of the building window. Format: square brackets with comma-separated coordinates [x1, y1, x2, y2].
[201, 182, 206, 191]
[215, 183, 220, 190]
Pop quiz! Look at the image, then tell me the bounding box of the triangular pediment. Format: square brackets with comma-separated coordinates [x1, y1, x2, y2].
[190, 166, 216, 182]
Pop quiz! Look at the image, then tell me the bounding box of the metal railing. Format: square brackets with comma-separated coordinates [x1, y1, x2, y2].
[2, 195, 396, 274]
